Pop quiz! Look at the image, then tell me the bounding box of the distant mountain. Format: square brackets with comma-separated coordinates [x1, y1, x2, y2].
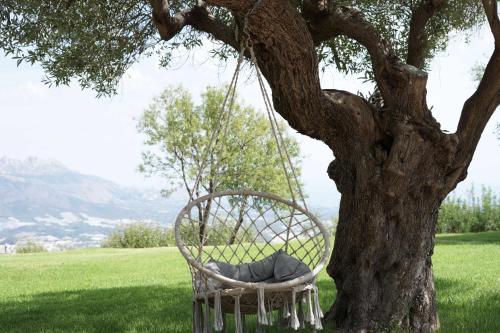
[0, 157, 338, 251]
[0, 157, 184, 250]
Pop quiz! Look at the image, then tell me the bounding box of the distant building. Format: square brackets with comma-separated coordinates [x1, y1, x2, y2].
[1, 244, 16, 254]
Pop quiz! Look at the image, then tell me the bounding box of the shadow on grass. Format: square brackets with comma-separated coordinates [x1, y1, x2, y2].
[0, 285, 193, 333]
[0, 282, 337, 333]
[435, 231, 500, 245]
[1, 278, 497, 333]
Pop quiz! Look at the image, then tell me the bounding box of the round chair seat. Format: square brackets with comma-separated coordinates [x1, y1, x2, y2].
[176, 190, 330, 331]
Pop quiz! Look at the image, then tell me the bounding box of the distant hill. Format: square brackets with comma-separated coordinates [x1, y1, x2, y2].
[0, 157, 338, 251]
[0, 157, 184, 250]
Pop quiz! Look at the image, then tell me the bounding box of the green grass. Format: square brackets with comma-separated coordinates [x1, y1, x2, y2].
[0, 232, 499, 333]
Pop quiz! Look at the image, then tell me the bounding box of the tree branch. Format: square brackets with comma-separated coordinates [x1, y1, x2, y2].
[456, 48, 500, 162]
[194, 0, 382, 159]
[406, 0, 446, 68]
[173, 148, 195, 200]
[204, 0, 252, 12]
[455, 1, 500, 168]
[302, 0, 330, 16]
[151, 0, 237, 49]
[304, 3, 430, 113]
[151, 0, 185, 40]
[482, 0, 500, 44]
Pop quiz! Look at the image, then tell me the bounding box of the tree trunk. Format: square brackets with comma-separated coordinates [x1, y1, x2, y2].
[323, 128, 457, 332]
[228, 199, 247, 245]
[326, 190, 440, 332]
[197, 181, 214, 245]
[200, 198, 212, 245]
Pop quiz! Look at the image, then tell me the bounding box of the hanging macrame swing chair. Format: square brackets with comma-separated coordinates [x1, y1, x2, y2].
[175, 29, 331, 333]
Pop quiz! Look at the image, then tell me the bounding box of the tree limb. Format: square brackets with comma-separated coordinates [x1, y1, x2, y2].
[151, 0, 237, 49]
[173, 148, 195, 200]
[456, 49, 500, 161]
[304, 3, 429, 113]
[302, 0, 330, 16]
[482, 0, 500, 44]
[151, 0, 185, 40]
[204, 0, 252, 12]
[406, 0, 446, 68]
[455, 1, 500, 168]
[193, 0, 380, 159]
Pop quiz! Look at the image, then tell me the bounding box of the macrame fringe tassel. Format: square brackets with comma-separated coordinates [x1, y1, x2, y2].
[313, 285, 324, 330]
[305, 289, 315, 325]
[234, 295, 243, 333]
[213, 291, 223, 331]
[290, 289, 300, 330]
[282, 298, 290, 318]
[257, 288, 268, 325]
[194, 299, 203, 333]
[267, 298, 274, 326]
[204, 294, 212, 333]
[298, 295, 305, 329]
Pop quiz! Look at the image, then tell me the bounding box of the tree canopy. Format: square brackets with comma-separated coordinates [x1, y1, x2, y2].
[0, 1, 486, 96]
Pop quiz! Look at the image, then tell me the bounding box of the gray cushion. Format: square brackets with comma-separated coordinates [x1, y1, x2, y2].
[273, 251, 311, 282]
[208, 250, 281, 282]
[204, 250, 310, 284]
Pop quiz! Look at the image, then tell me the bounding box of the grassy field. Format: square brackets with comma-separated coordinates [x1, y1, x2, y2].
[0, 232, 499, 333]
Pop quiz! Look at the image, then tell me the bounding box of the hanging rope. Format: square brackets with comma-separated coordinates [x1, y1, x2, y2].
[240, 0, 308, 209]
[187, 46, 246, 203]
[185, 0, 308, 210]
[247, 46, 308, 209]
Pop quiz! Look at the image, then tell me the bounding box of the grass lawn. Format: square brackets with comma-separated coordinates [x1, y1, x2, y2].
[0, 232, 499, 333]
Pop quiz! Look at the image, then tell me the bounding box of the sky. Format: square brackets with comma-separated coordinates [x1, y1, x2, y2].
[0, 25, 498, 208]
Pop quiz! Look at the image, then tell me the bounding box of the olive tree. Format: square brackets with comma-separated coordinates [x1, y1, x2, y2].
[1, 1, 499, 331]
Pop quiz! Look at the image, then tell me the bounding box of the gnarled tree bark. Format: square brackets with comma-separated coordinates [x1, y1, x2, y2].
[152, 0, 500, 331]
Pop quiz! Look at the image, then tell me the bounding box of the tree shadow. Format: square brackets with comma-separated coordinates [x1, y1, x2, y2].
[0, 285, 193, 333]
[1, 277, 497, 332]
[0, 282, 338, 333]
[435, 231, 500, 245]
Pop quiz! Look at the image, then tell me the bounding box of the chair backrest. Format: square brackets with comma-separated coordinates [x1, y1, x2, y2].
[175, 190, 330, 275]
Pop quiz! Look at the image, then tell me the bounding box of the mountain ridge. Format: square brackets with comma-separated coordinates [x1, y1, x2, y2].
[0, 157, 337, 251]
[0, 157, 183, 250]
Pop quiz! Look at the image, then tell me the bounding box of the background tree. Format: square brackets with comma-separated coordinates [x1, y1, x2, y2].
[1, 0, 499, 331]
[138, 85, 301, 244]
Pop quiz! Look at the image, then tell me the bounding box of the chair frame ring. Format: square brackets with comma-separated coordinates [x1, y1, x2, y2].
[175, 190, 331, 291]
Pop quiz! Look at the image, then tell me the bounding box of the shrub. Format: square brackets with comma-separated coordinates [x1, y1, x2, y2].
[328, 217, 338, 238]
[178, 221, 256, 246]
[15, 241, 47, 254]
[102, 223, 174, 248]
[437, 185, 500, 233]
